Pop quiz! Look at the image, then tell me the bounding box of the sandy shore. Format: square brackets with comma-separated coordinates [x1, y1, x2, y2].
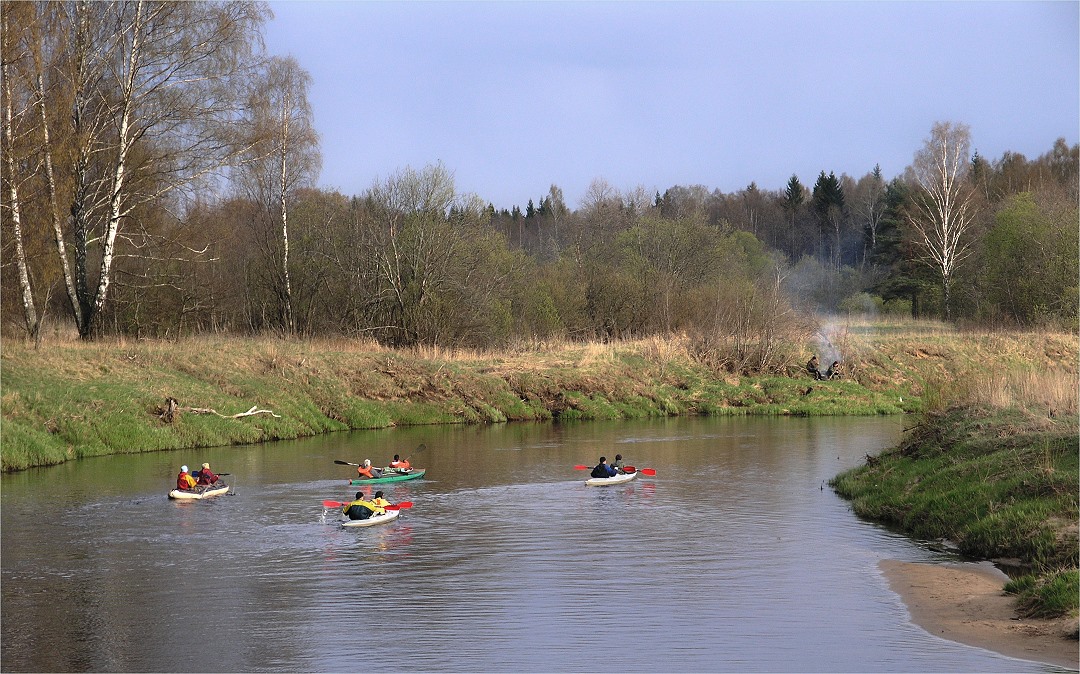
[880, 559, 1078, 670]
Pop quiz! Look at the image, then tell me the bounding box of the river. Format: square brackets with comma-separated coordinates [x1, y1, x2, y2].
[0, 416, 1062, 672]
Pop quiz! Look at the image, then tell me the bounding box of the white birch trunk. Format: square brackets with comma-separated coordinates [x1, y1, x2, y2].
[280, 87, 293, 333]
[2, 37, 39, 336]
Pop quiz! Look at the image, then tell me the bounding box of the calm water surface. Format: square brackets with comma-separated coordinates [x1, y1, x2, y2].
[1, 416, 1063, 672]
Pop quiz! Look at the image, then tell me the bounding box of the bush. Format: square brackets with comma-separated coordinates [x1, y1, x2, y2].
[839, 292, 884, 316]
[883, 298, 913, 317]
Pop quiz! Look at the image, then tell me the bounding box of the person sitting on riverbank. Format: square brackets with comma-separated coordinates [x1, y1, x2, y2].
[196, 463, 220, 486]
[591, 456, 618, 479]
[342, 492, 384, 520]
[807, 355, 823, 380]
[357, 459, 383, 479]
[825, 360, 840, 380]
[176, 465, 197, 491]
[389, 455, 411, 471]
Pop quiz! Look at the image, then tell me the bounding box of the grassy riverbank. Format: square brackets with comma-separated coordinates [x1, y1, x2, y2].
[1, 322, 1076, 473]
[3, 321, 1078, 622]
[832, 404, 1079, 621]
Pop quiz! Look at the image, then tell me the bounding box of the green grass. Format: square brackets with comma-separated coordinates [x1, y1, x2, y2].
[2, 326, 1076, 472]
[1006, 569, 1080, 619]
[831, 404, 1079, 618]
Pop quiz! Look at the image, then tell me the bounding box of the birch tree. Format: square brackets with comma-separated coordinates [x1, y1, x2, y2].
[235, 55, 320, 334]
[906, 121, 978, 321]
[51, 1, 268, 338]
[852, 164, 886, 268]
[1, 4, 40, 337]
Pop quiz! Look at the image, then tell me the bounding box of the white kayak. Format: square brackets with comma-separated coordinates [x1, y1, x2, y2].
[168, 484, 229, 500]
[341, 508, 400, 528]
[585, 470, 639, 487]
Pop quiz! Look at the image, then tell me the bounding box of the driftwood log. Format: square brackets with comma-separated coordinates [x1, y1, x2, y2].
[158, 398, 281, 423]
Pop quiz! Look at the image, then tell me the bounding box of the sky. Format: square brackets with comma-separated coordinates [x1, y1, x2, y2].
[263, 1, 1079, 211]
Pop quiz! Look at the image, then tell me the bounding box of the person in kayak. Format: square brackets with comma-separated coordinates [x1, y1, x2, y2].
[176, 465, 197, 491]
[342, 492, 384, 520]
[389, 455, 411, 471]
[356, 459, 383, 479]
[196, 463, 220, 486]
[591, 457, 618, 479]
[612, 454, 626, 473]
[371, 490, 391, 511]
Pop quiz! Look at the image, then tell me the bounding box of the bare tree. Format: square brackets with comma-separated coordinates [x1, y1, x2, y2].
[236, 55, 321, 334]
[851, 164, 886, 267]
[907, 121, 978, 321]
[42, 1, 268, 338]
[1, 4, 40, 337]
[364, 163, 462, 345]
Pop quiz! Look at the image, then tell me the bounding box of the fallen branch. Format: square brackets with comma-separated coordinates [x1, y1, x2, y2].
[186, 405, 282, 419]
[157, 397, 281, 422]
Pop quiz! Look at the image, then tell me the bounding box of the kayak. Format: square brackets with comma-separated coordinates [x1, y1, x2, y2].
[585, 470, 639, 487]
[341, 509, 400, 528]
[348, 468, 426, 485]
[168, 484, 230, 500]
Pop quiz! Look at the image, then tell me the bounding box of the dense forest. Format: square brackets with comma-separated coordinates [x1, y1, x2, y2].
[3, 2, 1078, 353]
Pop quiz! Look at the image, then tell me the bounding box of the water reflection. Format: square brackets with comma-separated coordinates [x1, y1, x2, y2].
[2, 416, 1057, 672]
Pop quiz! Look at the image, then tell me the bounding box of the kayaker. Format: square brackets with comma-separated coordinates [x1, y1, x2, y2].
[196, 462, 219, 486]
[342, 492, 384, 520]
[356, 459, 383, 479]
[371, 490, 391, 510]
[176, 465, 197, 491]
[612, 454, 626, 473]
[591, 457, 618, 479]
[389, 455, 411, 471]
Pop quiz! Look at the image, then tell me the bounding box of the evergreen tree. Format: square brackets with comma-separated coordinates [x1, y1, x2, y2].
[782, 174, 805, 260]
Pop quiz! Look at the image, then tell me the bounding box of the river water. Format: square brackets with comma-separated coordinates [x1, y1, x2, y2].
[0, 416, 1062, 672]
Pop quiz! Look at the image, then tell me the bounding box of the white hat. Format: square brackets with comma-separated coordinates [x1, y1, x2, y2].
[181, 465, 188, 472]
[364, 459, 371, 466]
[202, 463, 210, 469]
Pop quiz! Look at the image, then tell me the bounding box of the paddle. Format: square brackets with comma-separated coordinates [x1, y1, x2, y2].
[337, 443, 426, 469]
[322, 500, 413, 510]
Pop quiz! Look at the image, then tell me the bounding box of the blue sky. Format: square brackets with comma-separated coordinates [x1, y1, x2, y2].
[264, 1, 1079, 211]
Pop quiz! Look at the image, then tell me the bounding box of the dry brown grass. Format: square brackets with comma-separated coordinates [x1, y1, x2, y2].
[6, 320, 1076, 418]
[965, 368, 1079, 417]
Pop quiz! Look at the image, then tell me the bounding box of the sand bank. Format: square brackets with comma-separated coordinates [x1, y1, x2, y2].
[880, 559, 1078, 670]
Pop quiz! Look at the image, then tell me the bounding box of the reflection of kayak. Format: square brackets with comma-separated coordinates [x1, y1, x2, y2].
[341, 509, 400, 527]
[169, 484, 229, 499]
[349, 468, 426, 485]
[585, 470, 639, 487]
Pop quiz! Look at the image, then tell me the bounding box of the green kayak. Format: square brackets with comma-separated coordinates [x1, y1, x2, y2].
[348, 468, 426, 485]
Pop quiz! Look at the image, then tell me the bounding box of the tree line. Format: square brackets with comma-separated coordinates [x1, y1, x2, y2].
[3, 1, 1078, 355]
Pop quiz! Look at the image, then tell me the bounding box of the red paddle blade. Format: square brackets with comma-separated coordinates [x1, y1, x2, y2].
[391, 501, 414, 509]
[573, 465, 589, 470]
[639, 468, 656, 476]
[322, 500, 345, 508]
